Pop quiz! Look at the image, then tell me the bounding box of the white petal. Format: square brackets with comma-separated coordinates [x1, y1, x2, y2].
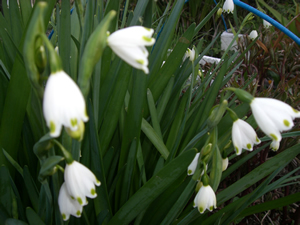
[232, 119, 260, 155]
[187, 153, 200, 175]
[222, 0, 234, 13]
[222, 157, 229, 171]
[263, 20, 272, 28]
[43, 71, 88, 137]
[109, 44, 149, 74]
[64, 161, 100, 206]
[196, 185, 217, 214]
[108, 26, 155, 46]
[58, 183, 83, 221]
[249, 30, 258, 40]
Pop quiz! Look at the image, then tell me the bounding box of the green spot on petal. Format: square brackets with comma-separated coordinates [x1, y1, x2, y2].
[209, 206, 213, 211]
[246, 143, 251, 149]
[76, 211, 81, 216]
[256, 137, 260, 142]
[136, 59, 145, 65]
[142, 36, 153, 42]
[283, 120, 290, 127]
[71, 118, 78, 127]
[77, 197, 83, 205]
[91, 188, 96, 195]
[62, 214, 66, 220]
[188, 170, 192, 175]
[292, 108, 299, 113]
[50, 121, 56, 134]
[145, 27, 151, 32]
[96, 178, 101, 185]
[199, 207, 204, 213]
[270, 133, 278, 141]
[235, 146, 239, 154]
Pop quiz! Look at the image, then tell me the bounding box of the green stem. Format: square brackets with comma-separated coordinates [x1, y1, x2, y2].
[52, 139, 73, 164]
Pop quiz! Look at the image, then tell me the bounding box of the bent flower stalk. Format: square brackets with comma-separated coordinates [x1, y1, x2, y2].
[64, 161, 101, 206]
[43, 71, 88, 138]
[107, 26, 155, 74]
[232, 119, 261, 155]
[250, 98, 300, 151]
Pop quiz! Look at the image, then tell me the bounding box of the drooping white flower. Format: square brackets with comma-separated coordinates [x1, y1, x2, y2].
[249, 30, 258, 40]
[43, 71, 88, 138]
[107, 26, 155, 74]
[250, 98, 300, 151]
[193, 184, 217, 214]
[232, 119, 261, 155]
[187, 153, 200, 175]
[64, 161, 101, 205]
[222, 157, 229, 171]
[263, 20, 272, 29]
[186, 47, 195, 62]
[58, 182, 83, 221]
[222, 0, 234, 14]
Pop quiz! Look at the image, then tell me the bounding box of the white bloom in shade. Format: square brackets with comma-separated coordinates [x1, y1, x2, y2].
[263, 20, 272, 29]
[222, 157, 229, 171]
[232, 119, 261, 155]
[64, 161, 101, 206]
[58, 182, 83, 221]
[249, 30, 258, 40]
[250, 98, 300, 151]
[187, 153, 200, 175]
[193, 184, 217, 213]
[107, 26, 155, 74]
[186, 48, 195, 61]
[43, 71, 88, 138]
[222, 0, 234, 14]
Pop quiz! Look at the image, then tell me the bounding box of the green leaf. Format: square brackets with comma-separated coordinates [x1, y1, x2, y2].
[0, 166, 13, 219]
[107, 149, 196, 225]
[147, 89, 163, 140]
[5, 218, 29, 225]
[26, 207, 45, 225]
[78, 10, 116, 98]
[141, 118, 169, 159]
[38, 156, 64, 181]
[23, 167, 39, 212]
[2, 149, 23, 177]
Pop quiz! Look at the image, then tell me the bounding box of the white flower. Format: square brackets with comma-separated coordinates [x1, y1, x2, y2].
[232, 119, 261, 155]
[107, 26, 155, 74]
[64, 161, 101, 205]
[58, 182, 83, 221]
[43, 71, 88, 138]
[249, 30, 258, 40]
[222, 157, 229, 171]
[250, 98, 300, 151]
[263, 20, 272, 29]
[193, 184, 217, 213]
[187, 153, 200, 175]
[222, 0, 234, 14]
[186, 47, 195, 61]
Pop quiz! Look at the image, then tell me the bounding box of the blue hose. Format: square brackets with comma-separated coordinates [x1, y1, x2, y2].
[233, 0, 300, 45]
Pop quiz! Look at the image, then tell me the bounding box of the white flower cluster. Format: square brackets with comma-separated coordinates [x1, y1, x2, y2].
[58, 161, 101, 221]
[232, 97, 300, 154]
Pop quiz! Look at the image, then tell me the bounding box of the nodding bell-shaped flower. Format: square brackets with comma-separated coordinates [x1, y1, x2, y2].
[187, 153, 200, 175]
[64, 161, 101, 206]
[58, 182, 83, 221]
[232, 119, 261, 155]
[250, 98, 300, 151]
[222, 157, 229, 171]
[263, 20, 272, 29]
[193, 183, 217, 214]
[107, 26, 155, 74]
[222, 0, 234, 14]
[249, 30, 258, 41]
[186, 47, 195, 62]
[43, 71, 88, 139]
